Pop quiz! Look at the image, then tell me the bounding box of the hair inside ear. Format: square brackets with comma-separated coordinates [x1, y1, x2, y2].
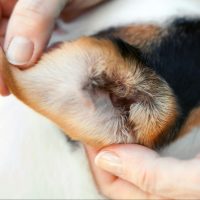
[88, 70, 143, 119]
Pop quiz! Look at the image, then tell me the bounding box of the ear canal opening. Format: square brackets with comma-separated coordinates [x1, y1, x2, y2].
[88, 69, 141, 117]
[109, 93, 136, 112]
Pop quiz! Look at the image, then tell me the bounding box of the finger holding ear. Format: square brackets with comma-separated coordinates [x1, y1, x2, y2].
[4, 0, 68, 68]
[85, 145, 164, 199]
[91, 144, 200, 199]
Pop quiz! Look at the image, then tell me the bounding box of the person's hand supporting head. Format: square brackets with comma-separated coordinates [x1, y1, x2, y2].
[86, 144, 200, 199]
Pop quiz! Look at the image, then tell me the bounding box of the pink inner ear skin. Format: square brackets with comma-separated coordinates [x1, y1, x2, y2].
[109, 93, 136, 112]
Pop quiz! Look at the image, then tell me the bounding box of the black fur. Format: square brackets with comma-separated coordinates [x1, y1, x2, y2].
[111, 38, 143, 61]
[97, 18, 200, 148]
[146, 19, 200, 147]
[112, 19, 200, 115]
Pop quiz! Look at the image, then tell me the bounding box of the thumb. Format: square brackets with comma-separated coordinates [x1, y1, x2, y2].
[95, 144, 200, 199]
[95, 144, 159, 190]
[4, 0, 68, 67]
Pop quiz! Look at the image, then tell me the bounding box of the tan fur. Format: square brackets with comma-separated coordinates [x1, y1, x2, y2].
[112, 25, 164, 49]
[0, 37, 178, 148]
[178, 107, 200, 138]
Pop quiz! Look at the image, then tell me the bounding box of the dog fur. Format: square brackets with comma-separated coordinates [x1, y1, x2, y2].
[2, 19, 200, 150]
[0, 0, 200, 198]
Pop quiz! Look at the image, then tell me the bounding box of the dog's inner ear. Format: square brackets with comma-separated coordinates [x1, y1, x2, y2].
[109, 93, 136, 111]
[88, 69, 142, 120]
[89, 39, 147, 113]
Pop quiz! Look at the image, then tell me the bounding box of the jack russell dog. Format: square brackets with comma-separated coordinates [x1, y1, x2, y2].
[0, 0, 200, 198]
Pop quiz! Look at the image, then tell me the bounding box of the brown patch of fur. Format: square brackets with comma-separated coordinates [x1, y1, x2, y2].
[178, 107, 200, 138]
[0, 48, 18, 96]
[126, 67, 179, 148]
[146, 105, 179, 148]
[109, 25, 164, 49]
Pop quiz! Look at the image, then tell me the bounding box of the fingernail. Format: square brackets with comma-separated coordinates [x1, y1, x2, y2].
[6, 36, 34, 65]
[95, 151, 122, 175]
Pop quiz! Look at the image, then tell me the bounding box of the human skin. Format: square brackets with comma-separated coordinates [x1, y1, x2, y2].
[85, 144, 200, 199]
[0, 0, 105, 95]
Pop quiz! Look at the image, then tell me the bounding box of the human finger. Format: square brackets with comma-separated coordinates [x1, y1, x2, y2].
[85, 145, 164, 199]
[95, 144, 200, 199]
[4, 0, 68, 67]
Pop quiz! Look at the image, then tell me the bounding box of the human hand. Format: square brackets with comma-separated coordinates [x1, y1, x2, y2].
[0, 0, 105, 96]
[86, 144, 200, 199]
[0, 0, 69, 95]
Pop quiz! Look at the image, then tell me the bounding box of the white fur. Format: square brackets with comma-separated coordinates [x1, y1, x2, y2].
[0, 0, 200, 198]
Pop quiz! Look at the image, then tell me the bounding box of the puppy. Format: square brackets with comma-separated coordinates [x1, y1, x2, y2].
[1, 18, 200, 151]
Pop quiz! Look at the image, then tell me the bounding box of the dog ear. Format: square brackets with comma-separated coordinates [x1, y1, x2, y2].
[0, 47, 31, 103]
[0, 47, 16, 95]
[0, 38, 179, 149]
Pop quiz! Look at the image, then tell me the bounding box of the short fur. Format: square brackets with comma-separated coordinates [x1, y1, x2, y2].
[1, 19, 200, 150]
[1, 0, 200, 198]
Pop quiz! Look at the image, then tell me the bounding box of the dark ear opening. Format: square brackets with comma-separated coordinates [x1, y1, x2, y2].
[87, 38, 148, 115]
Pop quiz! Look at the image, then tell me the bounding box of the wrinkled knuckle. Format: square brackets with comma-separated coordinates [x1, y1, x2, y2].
[136, 165, 157, 194]
[12, 1, 55, 28]
[14, 8, 48, 21]
[14, 0, 61, 20]
[12, 10, 49, 31]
